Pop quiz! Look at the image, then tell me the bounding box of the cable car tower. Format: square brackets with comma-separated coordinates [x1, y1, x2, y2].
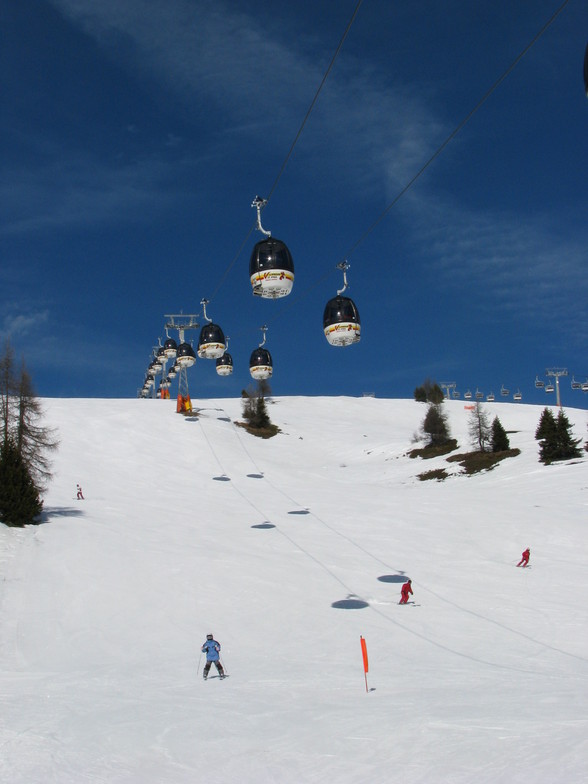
[164, 314, 199, 413]
[545, 367, 568, 408]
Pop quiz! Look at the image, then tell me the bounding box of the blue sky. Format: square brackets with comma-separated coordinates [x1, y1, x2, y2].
[2, 0, 587, 405]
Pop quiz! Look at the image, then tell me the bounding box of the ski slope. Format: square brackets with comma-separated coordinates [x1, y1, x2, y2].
[1, 396, 587, 784]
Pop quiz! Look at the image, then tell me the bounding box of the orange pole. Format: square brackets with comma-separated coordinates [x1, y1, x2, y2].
[360, 636, 369, 693]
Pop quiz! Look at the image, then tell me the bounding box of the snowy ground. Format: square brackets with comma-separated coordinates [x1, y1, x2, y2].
[1, 396, 587, 783]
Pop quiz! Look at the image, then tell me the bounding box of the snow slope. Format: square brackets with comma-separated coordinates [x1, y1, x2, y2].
[1, 396, 587, 784]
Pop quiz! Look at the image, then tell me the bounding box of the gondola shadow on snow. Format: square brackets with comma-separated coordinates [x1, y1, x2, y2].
[331, 595, 369, 610]
[251, 522, 276, 529]
[247, 473, 264, 479]
[212, 474, 231, 482]
[287, 509, 309, 515]
[377, 574, 406, 583]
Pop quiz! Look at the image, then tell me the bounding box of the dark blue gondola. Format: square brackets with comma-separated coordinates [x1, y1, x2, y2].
[198, 299, 226, 359]
[216, 352, 234, 377]
[249, 196, 294, 298]
[163, 337, 177, 359]
[249, 237, 294, 299]
[176, 342, 196, 367]
[249, 326, 272, 380]
[323, 262, 361, 346]
[249, 347, 273, 380]
[198, 322, 226, 359]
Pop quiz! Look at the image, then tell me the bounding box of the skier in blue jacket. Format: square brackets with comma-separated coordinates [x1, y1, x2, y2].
[201, 634, 225, 680]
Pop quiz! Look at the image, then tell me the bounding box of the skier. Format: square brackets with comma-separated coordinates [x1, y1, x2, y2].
[517, 547, 530, 567]
[201, 634, 225, 680]
[76, 484, 84, 500]
[399, 579, 413, 604]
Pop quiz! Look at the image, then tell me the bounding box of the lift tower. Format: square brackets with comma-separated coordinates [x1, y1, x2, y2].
[440, 382, 457, 401]
[545, 368, 568, 408]
[164, 314, 199, 413]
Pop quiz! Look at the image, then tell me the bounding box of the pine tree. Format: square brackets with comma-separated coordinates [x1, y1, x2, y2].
[535, 407, 557, 441]
[467, 402, 491, 451]
[0, 438, 42, 527]
[0, 340, 57, 495]
[241, 381, 272, 429]
[490, 416, 510, 452]
[538, 409, 582, 464]
[15, 366, 58, 490]
[414, 378, 444, 404]
[422, 403, 451, 445]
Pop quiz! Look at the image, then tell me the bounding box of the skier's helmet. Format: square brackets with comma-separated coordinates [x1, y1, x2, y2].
[206, 634, 213, 640]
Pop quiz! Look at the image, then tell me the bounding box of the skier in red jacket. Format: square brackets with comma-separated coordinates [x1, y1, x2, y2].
[399, 579, 413, 604]
[517, 548, 530, 567]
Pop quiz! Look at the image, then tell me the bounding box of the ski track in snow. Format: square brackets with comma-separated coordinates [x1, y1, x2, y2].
[1, 396, 588, 784]
[195, 406, 588, 680]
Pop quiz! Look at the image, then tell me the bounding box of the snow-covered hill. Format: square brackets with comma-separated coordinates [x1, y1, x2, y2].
[1, 397, 587, 784]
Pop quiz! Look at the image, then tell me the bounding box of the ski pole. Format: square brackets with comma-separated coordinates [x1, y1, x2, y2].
[197, 651, 203, 677]
[220, 656, 228, 676]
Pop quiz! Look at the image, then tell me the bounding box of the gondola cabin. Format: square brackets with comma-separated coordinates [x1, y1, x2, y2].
[513, 389, 522, 401]
[176, 342, 196, 368]
[147, 360, 160, 377]
[163, 337, 177, 359]
[198, 323, 226, 359]
[501, 385, 509, 396]
[216, 352, 234, 377]
[249, 347, 273, 380]
[249, 237, 294, 299]
[464, 390, 472, 400]
[323, 296, 361, 346]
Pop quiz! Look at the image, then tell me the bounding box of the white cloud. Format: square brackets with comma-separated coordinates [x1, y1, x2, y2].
[1, 309, 50, 340]
[47, 0, 444, 192]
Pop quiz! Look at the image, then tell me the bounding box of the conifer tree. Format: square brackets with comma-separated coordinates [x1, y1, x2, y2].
[535, 407, 557, 441]
[414, 379, 444, 404]
[0, 341, 57, 525]
[422, 403, 451, 445]
[468, 402, 491, 451]
[490, 416, 510, 452]
[241, 381, 272, 429]
[15, 366, 58, 490]
[0, 439, 43, 526]
[538, 409, 582, 464]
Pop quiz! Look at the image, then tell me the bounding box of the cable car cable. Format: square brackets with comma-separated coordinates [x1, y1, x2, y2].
[248, 0, 573, 334]
[341, 0, 571, 262]
[208, 0, 364, 304]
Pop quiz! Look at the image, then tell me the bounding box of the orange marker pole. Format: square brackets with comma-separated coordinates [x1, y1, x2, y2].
[360, 636, 369, 693]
